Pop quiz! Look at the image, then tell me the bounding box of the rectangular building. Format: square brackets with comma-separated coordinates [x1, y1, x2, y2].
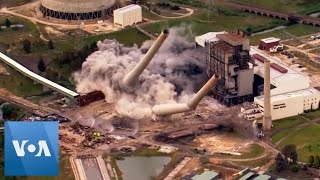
[114, 5, 142, 28]
[254, 87, 320, 120]
[259, 37, 280, 50]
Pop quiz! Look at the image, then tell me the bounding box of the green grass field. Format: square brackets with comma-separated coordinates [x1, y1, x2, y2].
[140, 9, 285, 39]
[0, 0, 33, 7]
[250, 24, 320, 45]
[0, 62, 43, 97]
[234, 0, 320, 15]
[303, 110, 320, 120]
[278, 124, 320, 162]
[272, 116, 306, 130]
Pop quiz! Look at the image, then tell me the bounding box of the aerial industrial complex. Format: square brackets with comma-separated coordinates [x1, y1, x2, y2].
[0, 0, 320, 179]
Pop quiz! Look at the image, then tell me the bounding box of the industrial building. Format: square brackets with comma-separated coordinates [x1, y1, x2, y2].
[258, 37, 280, 50]
[197, 31, 255, 106]
[39, 0, 120, 20]
[114, 4, 142, 28]
[195, 32, 320, 121]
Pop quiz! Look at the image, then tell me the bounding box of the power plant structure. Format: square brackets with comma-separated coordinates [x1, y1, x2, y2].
[196, 31, 320, 123]
[205, 31, 254, 106]
[263, 59, 272, 131]
[39, 0, 120, 20]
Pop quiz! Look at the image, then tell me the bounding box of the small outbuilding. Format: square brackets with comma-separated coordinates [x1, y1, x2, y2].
[259, 37, 280, 50]
[113, 4, 142, 28]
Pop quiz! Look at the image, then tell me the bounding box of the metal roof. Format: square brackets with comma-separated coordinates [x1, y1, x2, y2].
[191, 171, 219, 180]
[195, 32, 227, 47]
[261, 37, 281, 44]
[0, 52, 79, 98]
[114, 4, 141, 14]
[251, 47, 310, 95]
[255, 87, 320, 103]
[238, 172, 255, 180]
[253, 174, 271, 180]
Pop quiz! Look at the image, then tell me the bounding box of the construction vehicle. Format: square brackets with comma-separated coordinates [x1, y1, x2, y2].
[270, 44, 284, 53]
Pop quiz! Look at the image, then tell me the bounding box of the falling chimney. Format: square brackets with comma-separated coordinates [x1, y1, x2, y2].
[263, 59, 272, 131]
[152, 75, 220, 116]
[122, 29, 169, 87]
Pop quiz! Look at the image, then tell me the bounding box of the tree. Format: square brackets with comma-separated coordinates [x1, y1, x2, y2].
[5, 18, 11, 28]
[275, 153, 287, 172]
[314, 155, 320, 168]
[48, 40, 54, 49]
[22, 39, 31, 53]
[37, 56, 46, 72]
[308, 155, 315, 167]
[291, 164, 299, 173]
[282, 144, 298, 164]
[2, 104, 15, 118]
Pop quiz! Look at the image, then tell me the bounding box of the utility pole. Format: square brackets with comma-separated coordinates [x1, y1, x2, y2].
[207, 0, 219, 21]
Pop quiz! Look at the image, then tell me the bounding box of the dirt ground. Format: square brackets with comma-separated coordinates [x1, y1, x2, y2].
[195, 134, 253, 155]
[0, 63, 8, 75]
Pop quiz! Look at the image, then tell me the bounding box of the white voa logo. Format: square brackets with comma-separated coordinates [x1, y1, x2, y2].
[12, 140, 51, 157]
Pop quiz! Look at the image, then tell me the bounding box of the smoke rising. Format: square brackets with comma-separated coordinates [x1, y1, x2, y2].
[74, 27, 207, 118]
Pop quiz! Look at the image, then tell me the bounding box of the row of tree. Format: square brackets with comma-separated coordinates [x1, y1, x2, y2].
[22, 39, 54, 54]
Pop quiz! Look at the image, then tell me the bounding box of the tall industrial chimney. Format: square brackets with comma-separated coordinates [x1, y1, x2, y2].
[263, 59, 272, 131]
[152, 75, 220, 116]
[122, 29, 169, 87]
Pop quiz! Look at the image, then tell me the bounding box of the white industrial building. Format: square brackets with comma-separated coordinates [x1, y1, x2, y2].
[249, 47, 320, 120]
[195, 32, 320, 121]
[113, 4, 142, 28]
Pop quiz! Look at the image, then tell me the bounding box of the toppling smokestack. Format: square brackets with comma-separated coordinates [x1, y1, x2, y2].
[152, 74, 220, 116]
[263, 59, 272, 131]
[122, 29, 169, 87]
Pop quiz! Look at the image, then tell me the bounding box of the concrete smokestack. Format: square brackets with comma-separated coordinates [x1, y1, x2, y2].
[187, 74, 220, 109]
[123, 29, 169, 87]
[263, 59, 272, 131]
[152, 75, 220, 116]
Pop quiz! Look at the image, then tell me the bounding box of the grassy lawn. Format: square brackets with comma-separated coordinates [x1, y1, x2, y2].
[83, 28, 149, 47]
[140, 9, 285, 39]
[0, 0, 33, 7]
[278, 124, 320, 162]
[236, 153, 273, 168]
[272, 116, 306, 130]
[272, 129, 291, 144]
[250, 24, 320, 45]
[240, 143, 265, 159]
[303, 110, 320, 120]
[0, 62, 43, 97]
[234, 0, 320, 15]
[142, 7, 164, 21]
[271, 116, 306, 144]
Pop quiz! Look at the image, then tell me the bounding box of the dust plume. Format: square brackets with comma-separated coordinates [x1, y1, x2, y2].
[74, 27, 207, 118]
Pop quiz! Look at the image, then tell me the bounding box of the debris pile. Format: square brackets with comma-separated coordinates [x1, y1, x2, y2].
[24, 113, 70, 123]
[69, 122, 115, 149]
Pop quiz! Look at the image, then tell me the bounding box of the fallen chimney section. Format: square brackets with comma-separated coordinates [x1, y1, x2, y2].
[152, 74, 220, 116]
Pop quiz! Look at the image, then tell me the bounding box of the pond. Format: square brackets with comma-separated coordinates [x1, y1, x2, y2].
[117, 156, 171, 180]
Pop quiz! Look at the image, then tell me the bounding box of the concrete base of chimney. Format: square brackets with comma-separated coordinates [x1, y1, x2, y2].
[263, 116, 272, 131]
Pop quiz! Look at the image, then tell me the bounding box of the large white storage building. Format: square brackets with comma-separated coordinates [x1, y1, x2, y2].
[113, 4, 142, 28]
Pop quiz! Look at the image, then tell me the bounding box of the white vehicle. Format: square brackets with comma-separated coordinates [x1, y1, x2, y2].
[270, 44, 284, 53]
[257, 131, 264, 138]
[311, 35, 320, 40]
